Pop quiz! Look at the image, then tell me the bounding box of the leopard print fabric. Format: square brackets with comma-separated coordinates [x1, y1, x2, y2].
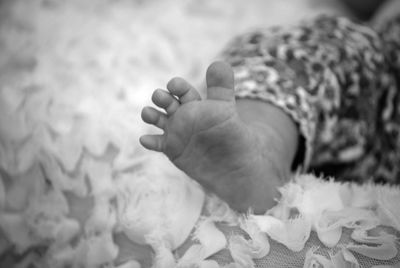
[220, 15, 400, 184]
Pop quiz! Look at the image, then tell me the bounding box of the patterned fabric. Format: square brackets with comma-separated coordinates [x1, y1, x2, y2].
[220, 15, 400, 184]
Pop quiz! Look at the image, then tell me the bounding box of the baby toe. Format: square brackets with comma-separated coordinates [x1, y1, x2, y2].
[206, 61, 235, 102]
[167, 77, 201, 103]
[152, 89, 180, 114]
[139, 134, 164, 152]
[141, 106, 167, 129]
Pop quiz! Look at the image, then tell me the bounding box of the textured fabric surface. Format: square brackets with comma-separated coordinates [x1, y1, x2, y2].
[221, 15, 400, 184]
[207, 226, 400, 267]
[172, 175, 400, 268]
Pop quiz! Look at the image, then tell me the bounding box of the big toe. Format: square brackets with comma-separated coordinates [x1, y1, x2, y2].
[206, 61, 235, 101]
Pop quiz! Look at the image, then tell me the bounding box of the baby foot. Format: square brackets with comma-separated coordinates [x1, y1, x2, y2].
[140, 62, 293, 213]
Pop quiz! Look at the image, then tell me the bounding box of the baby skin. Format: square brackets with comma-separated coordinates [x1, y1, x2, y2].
[140, 62, 299, 213]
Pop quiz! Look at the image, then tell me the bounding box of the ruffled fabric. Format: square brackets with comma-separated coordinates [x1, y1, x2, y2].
[127, 173, 400, 268]
[172, 174, 400, 268]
